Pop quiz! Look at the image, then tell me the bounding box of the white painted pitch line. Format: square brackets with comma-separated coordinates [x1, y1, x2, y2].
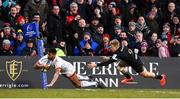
[76, 89, 180, 95]
[138, 90, 180, 95]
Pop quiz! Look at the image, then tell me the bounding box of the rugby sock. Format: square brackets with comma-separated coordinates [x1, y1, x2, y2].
[80, 81, 97, 87]
[122, 72, 131, 79]
[155, 75, 163, 80]
[77, 74, 90, 81]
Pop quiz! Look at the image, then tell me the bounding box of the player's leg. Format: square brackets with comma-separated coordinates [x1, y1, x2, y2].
[139, 68, 166, 87]
[117, 61, 134, 84]
[76, 74, 92, 81]
[69, 73, 98, 88]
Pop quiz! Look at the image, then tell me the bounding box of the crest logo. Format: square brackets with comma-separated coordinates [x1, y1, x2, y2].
[6, 60, 22, 81]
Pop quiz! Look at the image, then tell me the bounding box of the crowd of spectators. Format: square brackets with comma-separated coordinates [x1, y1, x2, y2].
[0, 0, 179, 58]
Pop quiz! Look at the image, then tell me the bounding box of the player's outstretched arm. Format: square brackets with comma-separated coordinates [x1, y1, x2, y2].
[100, 56, 110, 60]
[47, 68, 61, 87]
[87, 59, 116, 69]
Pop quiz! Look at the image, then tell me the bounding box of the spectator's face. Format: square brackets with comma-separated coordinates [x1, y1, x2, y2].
[103, 37, 109, 43]
[138, 17, 145, 25]
[141, 46, 147, 53]
[33, 15, 40, 22]
[168, 3, 175, 12]
[177, 38, 180, 45]
[151, 33, 158, 42]
[91, 20, 99, 26]
[129, 25, 136, 31]
[173, 17, 179, 24]
[115, 29, 121, 34]
[150, 0, 156, 3]
[120, 32, 127, 39]
[97, 0, 103, 6]
[84, 34, 90, 41]
[11, 7, 17, 15]
[121, 40, 128, 46]
[53, 6, 60, 15]
[163, 25, 170, 32]
[27, 42, 33, 48]
[151, 7, 158, 14]
[70, 5, 78, 14]
[115, 18, 121, 25]
[3, 43, 11, 50]
[135, 32, 143, 42]
[15, 5, 21, 13]
[4, 27, 11, 35]
[17, 34, 23, 41]
[78, 19, 86, 28]
[59, 41, 66, 47]
[148, 13, 155, 20]
[77, 0, 84, 4]
[97, 26, 104, 34]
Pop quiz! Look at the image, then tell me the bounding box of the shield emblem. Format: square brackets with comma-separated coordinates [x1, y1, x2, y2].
[6, 60, 22, 81]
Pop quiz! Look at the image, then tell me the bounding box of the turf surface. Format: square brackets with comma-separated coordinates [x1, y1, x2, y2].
[0, 89, 180, 98]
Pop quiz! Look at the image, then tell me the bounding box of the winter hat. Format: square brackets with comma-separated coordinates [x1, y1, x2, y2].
[17, 16, 25, 24]
[114, 25, 121, 30]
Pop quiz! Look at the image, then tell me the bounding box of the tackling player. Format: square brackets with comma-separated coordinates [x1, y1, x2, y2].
[34, 48, 104, 88]
[87, 39, 166, 87]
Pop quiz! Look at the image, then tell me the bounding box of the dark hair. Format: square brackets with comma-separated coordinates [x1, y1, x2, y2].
[48, 48, 57, 55]
[33, 12, 40, 17]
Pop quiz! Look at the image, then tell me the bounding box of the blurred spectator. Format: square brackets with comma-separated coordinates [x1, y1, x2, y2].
[161, 23, 172, 44]
[146, 12, 159, 33]
[170, 36, 180, 57]
[24, 0, 48, 24]
[97, 33, 111, 55]
[33, 13, 47, 37]
[15, 4, 21, 15]
[124, 3, 139, 26]
[156, 39, 170, 58]
[7, 6, 19, 29]
[74, 18, 91, 41]
[138, 41, 149, 56]
[163, 2, 178, 23]
[78, 32, 98, 56]
[55, 40, 66, 57]
[0, 23, 16, 47]
[171, 15, 180, 37]
[22, 39, 37, 56]
[126, 21, 136, 48]
[47, 5, 63, 46]
[148, 32, 158, 57]
[113, 25, 122, 39]
[14, 30, 26, 56]
[16, 16, 25, 30]
[89, 17, 100, 34]
[121, 38, 129, 47]
[94, 0, 109, 33]
[136, 16, 150, 39]
[0, 39, 13, 56]
[77, 0, 91, 21]
[92, 24, 104, 44]
[134, 31, 144, 49]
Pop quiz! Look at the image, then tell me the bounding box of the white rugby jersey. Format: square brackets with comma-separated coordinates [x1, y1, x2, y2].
[38, 55, 75, 77]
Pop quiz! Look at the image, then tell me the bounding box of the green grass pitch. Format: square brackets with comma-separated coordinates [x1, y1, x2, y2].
[0, 89, 180, 98]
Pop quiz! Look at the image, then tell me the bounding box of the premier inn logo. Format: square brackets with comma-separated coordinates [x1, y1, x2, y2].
[6, 60, 22, 81]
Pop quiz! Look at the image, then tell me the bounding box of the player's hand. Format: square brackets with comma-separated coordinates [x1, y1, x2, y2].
[46, 83, 53, 87]
[44, 64, 50, 70]
[87, 62, 97, 69]
[100, 56, 110, 60]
